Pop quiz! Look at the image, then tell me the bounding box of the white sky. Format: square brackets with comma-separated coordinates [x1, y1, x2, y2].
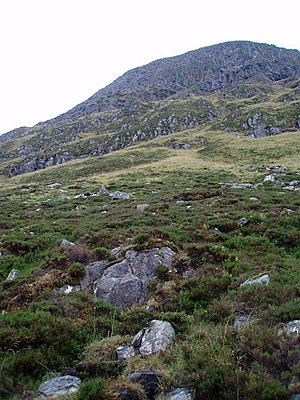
[0, 0, 299, 135]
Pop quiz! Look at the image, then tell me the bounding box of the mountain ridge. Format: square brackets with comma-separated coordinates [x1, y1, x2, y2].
[0, 40, 299, 177]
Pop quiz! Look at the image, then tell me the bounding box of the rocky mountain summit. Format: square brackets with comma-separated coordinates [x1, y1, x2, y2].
[0, 40, 299, 178]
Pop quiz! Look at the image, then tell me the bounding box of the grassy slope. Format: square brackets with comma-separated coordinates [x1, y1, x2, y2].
[0, 127, 299, 398]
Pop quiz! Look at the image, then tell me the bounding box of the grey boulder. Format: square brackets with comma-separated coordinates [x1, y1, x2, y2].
[37, 375, 81, 398]
[80, 260, 109, 292]
[116, 320, 176, 361]
[132, 320, 175, 357]
[60, 239, 75, 249]
[240, 274, 270, 287]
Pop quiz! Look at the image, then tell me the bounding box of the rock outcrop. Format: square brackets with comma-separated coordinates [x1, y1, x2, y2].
[78, 247, 176, 310]
[91, 247, 176, 310]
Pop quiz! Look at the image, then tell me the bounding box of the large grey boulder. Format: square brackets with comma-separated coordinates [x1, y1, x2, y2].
[94, 247, 176, 310]
[240, 274, 270, 287]
[6, 269, 21, 281]
[37, 375, 81, 398]
[132, 320, 175, 357]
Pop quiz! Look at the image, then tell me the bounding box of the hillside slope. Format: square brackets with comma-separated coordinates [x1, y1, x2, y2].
[0, 127, 299, 399]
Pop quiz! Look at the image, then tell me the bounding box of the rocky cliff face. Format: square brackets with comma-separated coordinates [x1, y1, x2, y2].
[0, 41, 299, 176]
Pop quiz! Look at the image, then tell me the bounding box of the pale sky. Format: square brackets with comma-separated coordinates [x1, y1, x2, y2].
[0, 0, 299, 135]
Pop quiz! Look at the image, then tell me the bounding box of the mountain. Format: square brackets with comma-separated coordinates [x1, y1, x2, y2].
[0, 41, 299, 177]
[0, 41, 300, 399]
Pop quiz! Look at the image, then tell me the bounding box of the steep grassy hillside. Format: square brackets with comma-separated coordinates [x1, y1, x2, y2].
[0, 128, 299, 399]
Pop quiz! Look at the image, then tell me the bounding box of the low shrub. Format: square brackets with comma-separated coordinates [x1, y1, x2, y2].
[76, 377, 107, 400]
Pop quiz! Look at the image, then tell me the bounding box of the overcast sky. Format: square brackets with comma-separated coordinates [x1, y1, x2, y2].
[0, 0, 299, 135]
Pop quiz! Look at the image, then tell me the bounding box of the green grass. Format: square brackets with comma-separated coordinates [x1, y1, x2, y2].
[0, 106, 299, 398]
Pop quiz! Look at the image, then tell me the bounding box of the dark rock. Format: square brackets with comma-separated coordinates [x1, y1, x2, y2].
[291, 394, 300, 400]
[6, 269, 21, 281]
[118, 388, 146, 400]
[37, 375, 81, 398]
[128, 371, 162, 400]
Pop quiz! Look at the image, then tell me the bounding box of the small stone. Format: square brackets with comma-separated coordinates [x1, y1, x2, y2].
[264, 174, 276, 182]
[274, 182, 285, 188]
[137, 204, 150, 211]
[47, 182, 61, 188]
[110, 191, 130, 200]
[281, 320, 300, 336]
[60, 239, 75, 249]
[240, 274, 270, 287]
[54, 285, 80, 294]
[167, 388, 194, 399]
[233, 315, 256, 328]
[37, 375, 81, 398]
[249, 197, 259, 201]
[236, 218, 249, 227]
[116, 344, 137, 360]
[7, 269, 21, 281]
[221, 183, 254, 189]
[96, 186, 110, 196]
